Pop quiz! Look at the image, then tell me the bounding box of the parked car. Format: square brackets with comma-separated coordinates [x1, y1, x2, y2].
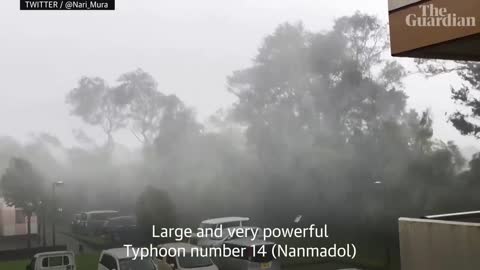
[215, 238, 279, 270]
[155, 243, 218, 270]
[79, 210, 119, 235]
[98, 247, 157, 270]
[199, 217, 250, 230]
[71, 213, 82, 233]
[195, 217, 279, 270]
[192, 217, 250, 246]
[26, 251, 75, 270]
[102, 215, 138, 243]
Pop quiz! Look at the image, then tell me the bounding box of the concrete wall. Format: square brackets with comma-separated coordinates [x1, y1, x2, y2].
[399, 218, 480, 270]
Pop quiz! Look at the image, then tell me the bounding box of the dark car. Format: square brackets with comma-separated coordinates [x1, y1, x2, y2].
[102, 215, 137, 243]
[79, 210, 119, 235]
[71, 213, 82, 233]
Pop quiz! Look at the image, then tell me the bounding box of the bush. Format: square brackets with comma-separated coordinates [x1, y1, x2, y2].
[135, 186, 176, 243]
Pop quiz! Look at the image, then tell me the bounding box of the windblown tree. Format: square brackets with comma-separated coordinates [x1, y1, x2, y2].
[135, 186, 176, 243]
[67, 69, 199, 151]
[228, 13, 463, 224]
[66, 77, 126, 149]
[1, 158, 45, 248]
[416, 60, 480, 138]
[115, 69, 200, 148]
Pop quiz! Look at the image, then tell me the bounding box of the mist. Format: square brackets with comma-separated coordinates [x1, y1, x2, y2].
[1, 10, 480, 269]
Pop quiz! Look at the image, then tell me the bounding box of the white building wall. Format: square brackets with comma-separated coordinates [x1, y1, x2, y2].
[0, 198, 38, 236]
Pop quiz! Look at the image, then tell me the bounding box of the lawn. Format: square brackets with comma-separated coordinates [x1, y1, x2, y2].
[0, 254, 99, 270]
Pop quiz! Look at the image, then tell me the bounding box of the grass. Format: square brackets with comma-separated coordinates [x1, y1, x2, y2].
[0, 254, 99, 270]
[61, 231, 110, 249]
[0, 259, 29, 270]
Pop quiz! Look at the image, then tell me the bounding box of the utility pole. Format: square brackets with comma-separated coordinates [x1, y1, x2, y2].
[51, 181, 64, 246]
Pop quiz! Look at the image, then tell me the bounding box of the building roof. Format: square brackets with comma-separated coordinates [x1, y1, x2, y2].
[424, 210, 480, 221]
[201, 217, 249, 225]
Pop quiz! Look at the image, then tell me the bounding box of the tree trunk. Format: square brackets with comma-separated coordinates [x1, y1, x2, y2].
[27, 214, 32, 248]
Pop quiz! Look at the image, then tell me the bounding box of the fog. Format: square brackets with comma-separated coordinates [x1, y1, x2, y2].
[0, 0, 476, 150]
[2, 2, 480, 268]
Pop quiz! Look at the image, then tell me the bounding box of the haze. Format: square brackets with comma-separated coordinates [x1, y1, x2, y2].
[0, 0, 475, 152]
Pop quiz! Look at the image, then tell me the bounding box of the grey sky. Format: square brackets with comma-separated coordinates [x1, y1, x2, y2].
[0, 0, 477, 153]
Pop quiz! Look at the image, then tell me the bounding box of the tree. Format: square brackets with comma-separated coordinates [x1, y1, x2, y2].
[1, 158, 45, 248]
[228, 14, 407, 170]
[226, 12, 462, 226]
[115, 69, 200, 147]
[67, 70, 200, 151]
[66, 77, 126, 149]
[135, 186, 176, 243]
[416, 60, 480, 138]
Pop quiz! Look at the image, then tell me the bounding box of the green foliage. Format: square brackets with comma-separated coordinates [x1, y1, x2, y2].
[66, 69, 199, 149]
[0, 254, 99, 270]
[1, 158, 46, 248]
[226, 12, 465, 224]
[135, 186, 176, 242]
[1, 158, 45, 214]
[416, 59, 480, 139]
[66, 77, 126, 147]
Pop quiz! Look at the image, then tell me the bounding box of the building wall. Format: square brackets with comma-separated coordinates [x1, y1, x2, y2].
[0, 199, 37, 237]
[388, 0, 423, 11]
[399, 218, 480, 270]
[389, 0, 480, 56]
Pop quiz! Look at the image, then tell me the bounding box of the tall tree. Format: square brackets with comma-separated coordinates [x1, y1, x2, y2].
[416, 60, 480, 138]
[1, 158, 45, 248]
[135, 186, 176, 242]
[227, 13, 460, 223]
[115, 69, 200, 147]
[66, 77, 126, 149]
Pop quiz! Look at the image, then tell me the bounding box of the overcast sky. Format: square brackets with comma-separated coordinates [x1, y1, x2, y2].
[0, 0, 478, 153]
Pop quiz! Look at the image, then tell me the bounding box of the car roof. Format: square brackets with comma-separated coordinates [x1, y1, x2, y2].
[201, 217, 249, 225]
[34, 251, 74, 258]
[224, 226, 262, 231]
[104, 248, 134, 259]
[108, 215, 135, 220]
[158, 242, 198, 252]
[225, 238, 274, 246]
[85, 210, 118, 214]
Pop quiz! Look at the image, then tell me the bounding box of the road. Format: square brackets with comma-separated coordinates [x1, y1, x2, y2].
[42, 227, 98, 254]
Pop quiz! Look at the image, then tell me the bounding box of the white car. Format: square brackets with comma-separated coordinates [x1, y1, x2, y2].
[194, 217, 279, 270]
[98, 247, 157, 270]
[26, 251, 75, 270]
[193, 217, 250, 247]
[199, 217, 250, 230]
[155, 243, 218, 270]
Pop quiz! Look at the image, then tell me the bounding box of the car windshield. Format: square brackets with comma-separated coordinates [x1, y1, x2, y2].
[227, 227, 263, 240]
[111, 217, 136, 226]
[211, 227, 262, 240]
[90, 212, 117, 220]
[119, 258, 156, 270]
[178, 255, 213, 269]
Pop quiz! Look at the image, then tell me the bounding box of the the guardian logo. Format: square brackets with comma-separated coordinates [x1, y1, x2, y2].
[406, 4, 476, 27]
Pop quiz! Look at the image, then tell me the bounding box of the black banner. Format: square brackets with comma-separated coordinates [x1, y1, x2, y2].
[20, 0, 115, 10]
